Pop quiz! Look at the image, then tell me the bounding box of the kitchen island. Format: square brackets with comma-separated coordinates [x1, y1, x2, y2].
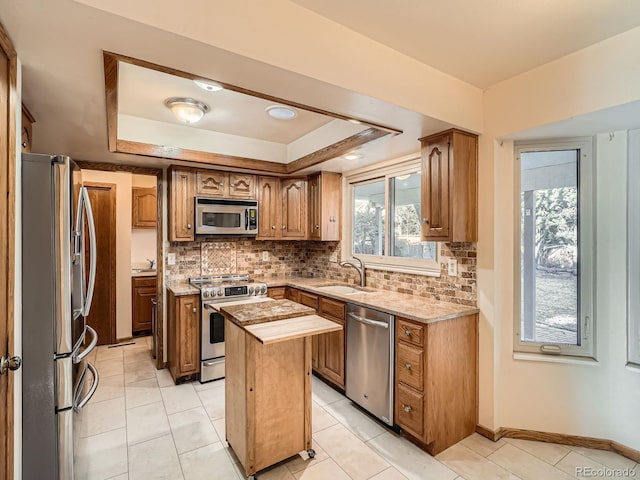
[220, 299, 342, 478]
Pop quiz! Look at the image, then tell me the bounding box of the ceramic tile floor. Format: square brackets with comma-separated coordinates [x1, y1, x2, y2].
[78, 336, 639, 480]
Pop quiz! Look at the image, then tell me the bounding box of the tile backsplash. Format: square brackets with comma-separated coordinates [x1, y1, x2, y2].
[166, 239, 476, 306]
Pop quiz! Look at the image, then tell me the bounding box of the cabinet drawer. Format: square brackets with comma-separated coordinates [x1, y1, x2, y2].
[397, 318, 425, 347]
[299, 291, 319, 310]
[132, 276, 157, 288]
[286, 287, 301, 303]
[397, 384, 424, 438]
[267, 287, 286, 299]
[319, 297, 345, 320]
[396, 342, 424, 392]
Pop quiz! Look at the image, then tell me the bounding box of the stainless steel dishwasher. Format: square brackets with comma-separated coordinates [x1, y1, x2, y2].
[346, 304, 395, 426]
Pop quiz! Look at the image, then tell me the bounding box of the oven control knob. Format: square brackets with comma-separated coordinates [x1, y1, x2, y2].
[248, 286, 255, 295]
[260, 285, 267, 295]
[203, 290, 209, 299]
[216, 288, 224, 297]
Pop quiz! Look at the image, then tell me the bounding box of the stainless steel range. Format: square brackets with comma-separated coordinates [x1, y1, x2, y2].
[190, 274, 271, 382]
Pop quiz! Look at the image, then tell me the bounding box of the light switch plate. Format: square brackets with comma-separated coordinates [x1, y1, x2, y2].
[167, 253, 176, 266]
[329, 252, 338, 263]
[447, 258, 458, 276]
[262, 251, 269, 261]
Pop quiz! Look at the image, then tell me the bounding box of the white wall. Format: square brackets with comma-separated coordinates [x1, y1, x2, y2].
[479, 26, 640, 449]
[82, 170, 133, 340]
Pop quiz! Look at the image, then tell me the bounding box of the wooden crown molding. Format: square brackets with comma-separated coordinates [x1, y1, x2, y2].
[76, 160, 162, 177]
[102, 51, 400, 176]
[476, 425, 640, 464]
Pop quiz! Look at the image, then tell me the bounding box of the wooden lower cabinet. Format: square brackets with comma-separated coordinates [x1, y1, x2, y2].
[395, 314, 477, 455]
[167, 291, 200, 382]
[131, 276, 156, 333]
[267, 287, 286, 299]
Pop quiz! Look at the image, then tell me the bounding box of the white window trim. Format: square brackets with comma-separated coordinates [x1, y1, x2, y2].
[342, 155, 441, 276]
[513, 137, 596, 359]
[627, 129, 640, 366]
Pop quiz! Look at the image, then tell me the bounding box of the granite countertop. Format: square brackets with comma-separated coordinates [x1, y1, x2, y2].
[221, 299, 315, 327]
[167, 281, 200, 296]
[132, 270, 157, 278]
[252, 275, 479, 325]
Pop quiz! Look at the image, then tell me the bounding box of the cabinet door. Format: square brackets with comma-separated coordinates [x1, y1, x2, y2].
[177, 295, 199, 376]
[320, 173, 341, 241]
[257, 176, 281, 239]
[132, 187, 157, 228]
[229, 174, 256, 199]
[308, 174, 320, 240]
[281, 178, 307, 239]
[319, 318, 345, 389]
[196, 170, 229, 197]
[170, 168, 195, 241]
[421, 136, 450, 240]
[21, 107, 33, 153]
[132, 285, 155, 332]
[312, 335, 320, 371]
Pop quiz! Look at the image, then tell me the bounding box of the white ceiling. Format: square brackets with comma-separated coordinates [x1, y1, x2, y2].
[119, 62, 335, 144]
[291, 0, 640, 88]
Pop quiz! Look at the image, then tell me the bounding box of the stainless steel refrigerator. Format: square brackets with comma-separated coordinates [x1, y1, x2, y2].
[22, 154, 99, 480]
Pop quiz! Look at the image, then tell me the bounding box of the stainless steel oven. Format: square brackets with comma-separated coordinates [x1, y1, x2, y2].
[195, 197, 258, 236]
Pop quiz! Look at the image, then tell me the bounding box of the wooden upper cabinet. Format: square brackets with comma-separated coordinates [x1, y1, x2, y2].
[169, 167, 195, 242]
[229, 173, 256, 198]
[420, 129, 478, 242]
[308, 172, 341, 241]
[281, 178, 307, 239]
[257, 176, 281, 239]
[132, 187, 157, 228]
[21, 104, 35, 153]
[196, 170, 256, 199]
[197, 170, 229, 197]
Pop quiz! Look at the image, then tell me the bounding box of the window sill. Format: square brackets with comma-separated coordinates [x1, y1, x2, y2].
[361, 261, 441, 278]
[513, 352, 599, 366]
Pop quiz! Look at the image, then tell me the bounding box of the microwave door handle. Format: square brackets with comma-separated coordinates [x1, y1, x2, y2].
[245, 209, 249, 230]
[81, 187, 97, 317]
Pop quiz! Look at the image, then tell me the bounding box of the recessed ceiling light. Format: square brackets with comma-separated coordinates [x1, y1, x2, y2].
[344, 153, 362, 160]
[266, 105, 298, 120]
[193, 79, 223, 92]
[164, 97, 210, 124]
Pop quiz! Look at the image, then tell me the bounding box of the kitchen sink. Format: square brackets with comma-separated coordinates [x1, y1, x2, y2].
[316, 285, 368, 294]
[132, 268, 156, 273]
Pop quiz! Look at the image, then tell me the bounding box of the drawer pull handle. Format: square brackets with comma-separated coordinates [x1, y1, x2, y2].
[404, 329, 412, 336]
[271, 225, 276, 229]
[405, 363, 412, 370]
[403, 405, 412, 413]
[192, 307, 197, 313]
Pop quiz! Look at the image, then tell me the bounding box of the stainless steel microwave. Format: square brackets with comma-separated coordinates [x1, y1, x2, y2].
[195, 197, 258, 236]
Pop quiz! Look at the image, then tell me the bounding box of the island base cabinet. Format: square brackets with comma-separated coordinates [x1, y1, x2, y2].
[226, 319, 312, 476]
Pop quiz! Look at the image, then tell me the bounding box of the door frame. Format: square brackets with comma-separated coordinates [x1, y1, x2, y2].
[77, 162, 165, 369]
[84, 181, 117, 345]
[0, 20, 17, 480]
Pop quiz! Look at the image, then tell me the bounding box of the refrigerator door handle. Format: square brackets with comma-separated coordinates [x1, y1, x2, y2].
[73, 326, 98, 364]
[81, 186, 97, 317]
[74, 362, 99, 412]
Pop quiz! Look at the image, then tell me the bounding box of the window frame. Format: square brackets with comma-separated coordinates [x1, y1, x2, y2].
[513, 137, 596, 358]
[343, 156, 440, 276]
[628, 129, 640, 366]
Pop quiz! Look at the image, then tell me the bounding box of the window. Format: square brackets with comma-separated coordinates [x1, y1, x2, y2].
[346, 158, 439, 275]
[628, 129, 640, 365]
[515, 138, 595, 357]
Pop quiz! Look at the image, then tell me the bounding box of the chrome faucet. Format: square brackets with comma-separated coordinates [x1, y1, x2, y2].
[339, 256, 365, 287]
[147, 259, 156, 270]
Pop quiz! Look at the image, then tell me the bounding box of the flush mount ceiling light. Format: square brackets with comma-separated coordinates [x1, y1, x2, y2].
[344, 152, 362, 160]
[265, 105, 298, 120]
[164, 97, 210, 124]
[193, 79, 224, 92]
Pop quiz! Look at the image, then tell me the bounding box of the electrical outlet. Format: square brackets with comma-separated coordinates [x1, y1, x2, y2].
[262, 251, 269, 261]
[329, 252, 338, 263]
[167, 253, 176, 266]
[447, 258, 458, 276]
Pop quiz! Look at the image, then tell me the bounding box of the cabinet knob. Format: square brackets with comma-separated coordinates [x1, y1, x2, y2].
[271, 225, 276, 230]
[219, 182, 224, 187]
[404, 329, 412, 336]
[403, 405, 412, 413]
[405, 363, 412, 370]
[21, 141, 28, 148]
[187, 223, 192, 230]
[315, 224, 320, 229]
[192, 307, 197, 313]
[422, 218, 429, 224]
[282, 225, 286, 230]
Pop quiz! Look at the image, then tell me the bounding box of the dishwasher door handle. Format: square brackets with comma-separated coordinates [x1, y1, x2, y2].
[348, 312, 389, 329]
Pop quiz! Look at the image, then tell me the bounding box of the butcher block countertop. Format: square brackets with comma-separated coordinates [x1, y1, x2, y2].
[221, 299, 315, 326]
[243, 315, 342, 344]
